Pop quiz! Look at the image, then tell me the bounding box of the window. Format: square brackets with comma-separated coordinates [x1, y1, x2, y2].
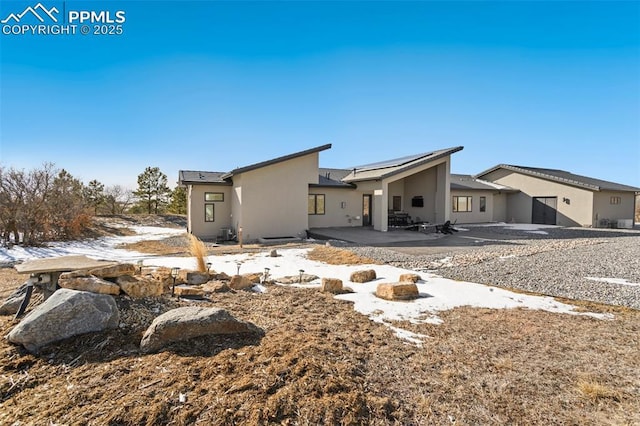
[480, 196, 486, 212]
[205, 204, 215, 222]
[205, 192, 224, 202]
[610, 196, 621, 205]
[392, 196, 402, 211]
[453, 196, 472, 212]
[308, 194, 325, 215]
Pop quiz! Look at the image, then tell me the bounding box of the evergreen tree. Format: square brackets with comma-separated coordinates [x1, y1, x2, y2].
[167, 186, 187, 214]
[134, 166, 170, 214]
[85, 179, 105, 215]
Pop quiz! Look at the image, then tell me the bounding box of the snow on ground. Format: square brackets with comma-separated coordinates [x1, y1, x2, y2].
[0, 228, 611, 345]
[0, 226, 185, 264]
[586, 277, 640, 287]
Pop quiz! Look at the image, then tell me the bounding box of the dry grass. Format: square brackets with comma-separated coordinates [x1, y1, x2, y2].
[577, 379, 621, 402]
[188, 234, 208, 272]
[118, 239, 188, 256]
[307, 245, 382, 265]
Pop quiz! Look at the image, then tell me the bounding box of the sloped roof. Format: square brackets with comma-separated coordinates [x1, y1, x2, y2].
[476, 165, 640, 192]
[342, 146, 464, 182]
[179, 170, 230, 185]
[312, 168, 355, 188]
[450, 174, 517, 192]
[221, 144, 331, 179]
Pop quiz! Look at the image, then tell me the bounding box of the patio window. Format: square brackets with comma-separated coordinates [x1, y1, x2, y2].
[453, 196, 472, 212]
[205, 203, 215, 222]
[392, 196, 402, 211]
[308, 194, 325, 215]
[480, 196, 486, 212]
[610, 196, 621, 205]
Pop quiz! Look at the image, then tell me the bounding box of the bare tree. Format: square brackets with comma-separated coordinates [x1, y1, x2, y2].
[103, 185, 134, 215]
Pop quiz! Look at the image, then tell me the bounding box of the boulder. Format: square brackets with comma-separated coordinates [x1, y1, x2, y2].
[0, 282, 28, 316]
[8, 289, 119, 354]
[230, 275, 253, 290]
[117, 275, 163, 298]
[186, 272, 211, 285]
[269, 249, 278, 257]
[89, 263, 136, 279]
[201, 280, 231, 293]
[212, 272, 231, 281]
[398, 273, 421, 283]
[152, 267, 186, 290]
[59, 276, 121, 295]
[140, 306, 262, 353]
[376, 282, 419, 301]
[350, 269, 377, 283]
[173, 285, 205, 298]
[321, 278, 343, 294]
[59, 269, 90, 280]
[243, 273, 262, 284]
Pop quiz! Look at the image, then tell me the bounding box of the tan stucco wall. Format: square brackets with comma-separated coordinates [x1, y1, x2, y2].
[483, 169, 594, 226]
[398, 166, 438, 224]
[234, 153, 319, 241]
[308, 187, 363, 228]
[493, 193, 508, 222]
[592, 191, 636, 226]
[450, 190, 496, 224]
[187, 184, 232, 239]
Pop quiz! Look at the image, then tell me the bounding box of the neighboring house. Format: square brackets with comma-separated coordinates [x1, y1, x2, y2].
[449, 174, 518, 224]
[179, 144, 463, 241]
[475, 165, 640, 227]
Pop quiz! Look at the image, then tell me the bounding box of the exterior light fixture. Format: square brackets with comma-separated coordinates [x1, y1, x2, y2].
[206, 262, 212, 273]
[171, 267, 180, 297]
[236, 261, 242, 275]
[299, 269, 304, 283]
[263, 267, 270, 283]
[137, 259, 144, 274]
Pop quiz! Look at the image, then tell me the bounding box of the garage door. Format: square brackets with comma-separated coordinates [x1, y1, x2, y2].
[532, 197, 557, 225]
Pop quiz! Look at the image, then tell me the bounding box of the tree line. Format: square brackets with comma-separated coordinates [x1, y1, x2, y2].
[0, 164, 186, 245]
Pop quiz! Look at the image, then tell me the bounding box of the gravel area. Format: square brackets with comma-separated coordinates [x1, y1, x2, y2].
[346, 227, 640, 309]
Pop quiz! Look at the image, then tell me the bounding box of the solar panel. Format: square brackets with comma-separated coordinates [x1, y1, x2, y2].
[353, 152, 434, 172]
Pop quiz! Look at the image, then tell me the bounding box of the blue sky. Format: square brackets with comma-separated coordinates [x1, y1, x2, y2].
[1, 0, 639, 189]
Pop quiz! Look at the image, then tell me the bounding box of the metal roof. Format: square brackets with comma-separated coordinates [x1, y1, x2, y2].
[342, 146, 464, 182]
[475, 165, 640, 192]
[179, 170, 230, 185]
[312, 168, 356, 188]
[450, 174, 517, 192]
[221, 144, 332, 179]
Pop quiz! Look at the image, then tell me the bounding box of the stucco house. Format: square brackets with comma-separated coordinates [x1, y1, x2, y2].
[449, 174, 518, 224]
[474, 165, 639, 227]
[179, 144, 463, 241]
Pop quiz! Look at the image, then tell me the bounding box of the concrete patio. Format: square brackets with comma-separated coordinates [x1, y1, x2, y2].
[308, 227, 444, 246]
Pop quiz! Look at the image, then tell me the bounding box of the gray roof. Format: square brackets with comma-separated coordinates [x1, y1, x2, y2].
[312, 168, 355, 188]
[342, 146, 464, 182]
[179, 170, 230, 185]
[221, 144, 332, 179]
[476, 165, 640, 192]
[450, 174, 517, 192]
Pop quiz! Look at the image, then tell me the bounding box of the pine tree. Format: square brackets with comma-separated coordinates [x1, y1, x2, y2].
[167, 186, 187, 214]
[134, 167, 171, 214]
[85, 179, 105, 215]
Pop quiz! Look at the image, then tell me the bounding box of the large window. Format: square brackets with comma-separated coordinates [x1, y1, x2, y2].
[480, 196, 486, 212]
[453, 196, 472, 212]
[205, 192, 224, 202]
[610, 196, 621, 205]
[308, 194, 325, 215]
[205, 204, 215, 222]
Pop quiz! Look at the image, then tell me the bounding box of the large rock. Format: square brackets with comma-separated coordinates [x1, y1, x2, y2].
[186, 272, 211, 285]
[376, 282, 419, 301]
[89, 263, 136, 279]
[243, 273, 262, 284]
[201, 281, 231, 293]
[321, 278, 343, 294]
[117, 275, 163, 298]
[0, 282, 28, 316]
[8, 289, 119, 353]
[350, 269, 377, 283]
[59, 276, 121, 295]
[398, 273, 421, 283]
[140, 307, 262, 353]
[173, 285, 205, 298]
[59, 269, 90, 280]
[230, 275, 253, 290]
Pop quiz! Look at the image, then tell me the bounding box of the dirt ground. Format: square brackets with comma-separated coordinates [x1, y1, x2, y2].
[1, 217, 639, 424]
